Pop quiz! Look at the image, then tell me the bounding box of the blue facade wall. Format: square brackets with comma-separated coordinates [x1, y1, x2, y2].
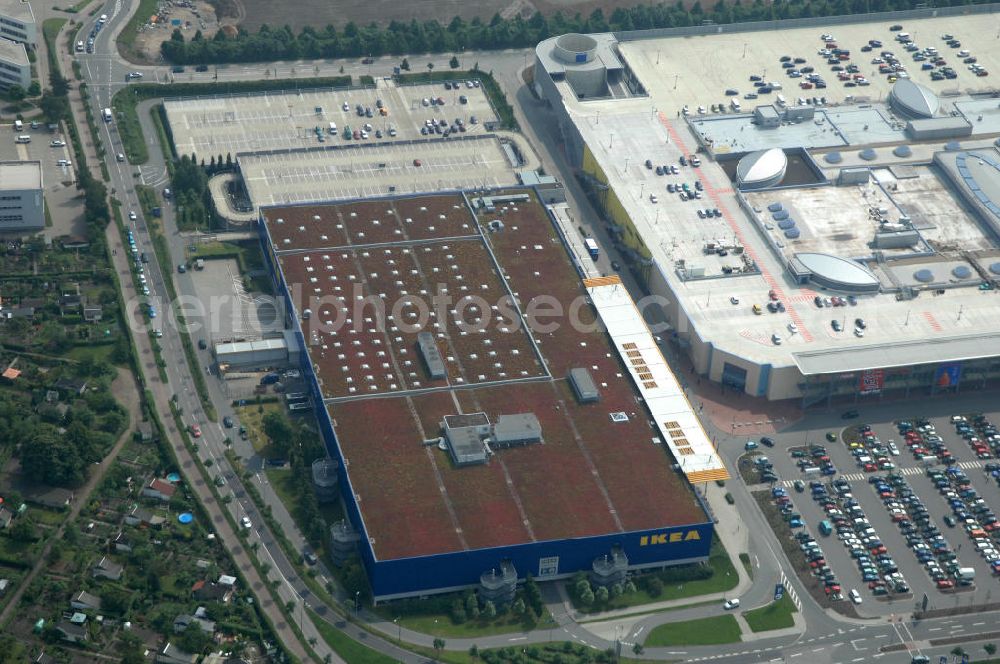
[368, 521, 713, 599]
[257, 200, 714, 600]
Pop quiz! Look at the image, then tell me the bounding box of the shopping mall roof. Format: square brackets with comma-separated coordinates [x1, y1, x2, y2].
[889, 79, 940, 119]
[736, 148, 787, 188]
[585, 276, 728, 484]
[794, 331, 1000, 375]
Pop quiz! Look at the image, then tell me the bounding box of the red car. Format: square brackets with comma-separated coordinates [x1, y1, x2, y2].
[190, 424, 202, 438]
[937, 579, 955, 589]
[863, 462, 877, 472]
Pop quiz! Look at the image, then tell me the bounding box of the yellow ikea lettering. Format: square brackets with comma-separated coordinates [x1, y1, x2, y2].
[639, 529, 702, 546]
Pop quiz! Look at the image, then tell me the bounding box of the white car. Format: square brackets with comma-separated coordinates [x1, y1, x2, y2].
[772, 334, 783, 346]
[888, 441, 900, 456]
[730, 296, 740, 305]
[788, 322, 798, 334]
[129, 211, 137, 220]
[241, 516, 252, 529]
[50, 139, 66, 147]
[649, 194, 658, 203]
[849, 589, 862, 604]
[723, 598, 741, 610]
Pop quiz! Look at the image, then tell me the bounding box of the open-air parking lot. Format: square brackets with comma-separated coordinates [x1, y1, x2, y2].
[238, 135, 519, 207]
[164, 81, 498, 159]
[744, 406, 1000, 616]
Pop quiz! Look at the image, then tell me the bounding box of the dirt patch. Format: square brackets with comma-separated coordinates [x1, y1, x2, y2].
[132, 0, 224, 63]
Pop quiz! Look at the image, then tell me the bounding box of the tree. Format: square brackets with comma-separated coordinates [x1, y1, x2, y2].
[511, 598, 526, 616]
[262, 411, 294, 457]
[3, 85, 25, 101]
[483, 600, 496, 619]
[646, 577, 664, 597]
[400, 57, 410, 70]
[985, 644, 997, 656]
[449, 55, 460, 68]
[19, 423, 87, 486]
[433, 638, 446, 655]
[427, 62, 435, 71]
[579, 587, 594, 606]
[951, 647, 966, 657]
[632, 643, 644, 655]
[469, 644, 479, 659]
[595, 585, 609, 603]
[27, 81, 41, 97]
[8, 515, 36, 542]
[450, 596, 467, 624]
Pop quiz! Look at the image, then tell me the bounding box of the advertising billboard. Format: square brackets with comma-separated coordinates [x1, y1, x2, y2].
[935, 363, 963, 389]
[858, 369, 884, 395]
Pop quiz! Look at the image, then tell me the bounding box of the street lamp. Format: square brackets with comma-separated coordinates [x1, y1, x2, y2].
[355, 590, 361, 614]
[394, 617, 401, 641]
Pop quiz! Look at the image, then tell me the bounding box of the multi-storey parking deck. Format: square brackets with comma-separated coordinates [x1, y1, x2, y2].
[260, 189, 714, 599]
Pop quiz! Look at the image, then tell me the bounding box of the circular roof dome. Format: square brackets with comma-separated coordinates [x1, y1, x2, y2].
[553, 33, 598, 65]
[824, 152, 843, 164]
[777, 219, 796, 229]
[796, 252, 880, 290]
[772, 210, 789, 221]
[893, 145, 912, 157]
[859, 148, 877, 161]
[889, 79, 940, 118]
[784, 228, 801, 239]
[767, 202, 783, 212]
[992, 262, 1000, 275]
[914, 269, 935, 283]
[952, 265, 972, 279]
[737, 148, 787, 188]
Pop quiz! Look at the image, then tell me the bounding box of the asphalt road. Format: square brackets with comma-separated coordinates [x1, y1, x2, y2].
[63, 0, 1000, 661]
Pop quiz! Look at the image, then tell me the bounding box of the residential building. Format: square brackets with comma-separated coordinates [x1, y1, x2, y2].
[70, 590, 102, 612]
[124, 505, 165, 528]
[54, 620, 86, 643]
[191, 580, 233, 603]
[142, 478, 177, 502]
[173, 613, 216, 634]
[91, 556, 123, 581]
[0, 0, 35, 47]
[157, 643, 197, 664]
[0, 160, 42, 231]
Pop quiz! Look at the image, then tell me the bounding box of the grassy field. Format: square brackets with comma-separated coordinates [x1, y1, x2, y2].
[743, 593, 797, 633]
[739, 552, 753, 580]
[573, 536, 739, 613]
[235, 402, 283, 455]
[116, 0, 160, 57]
[644, 614, 742, 647]
[309, 610, 399, 664]
[379, 607, 551, 640]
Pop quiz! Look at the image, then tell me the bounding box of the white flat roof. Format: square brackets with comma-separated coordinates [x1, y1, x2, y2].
[586, 276, 729, 483]
[0, 0, 33, 23]
[0, 38, 28, 66]
[794, 331, 1000, 375]
[0, 160, 41, 189]
[545, 16, 1000, 375]
[215, 337, 287, 355]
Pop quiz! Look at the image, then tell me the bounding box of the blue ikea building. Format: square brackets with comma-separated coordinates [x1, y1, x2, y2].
[257, 194, 715, 602]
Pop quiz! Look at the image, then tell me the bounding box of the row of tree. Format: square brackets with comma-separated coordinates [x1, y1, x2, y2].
[161, 0, 988, 65]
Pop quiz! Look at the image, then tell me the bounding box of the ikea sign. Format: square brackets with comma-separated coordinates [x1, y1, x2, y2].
[639, 529, 702, 547]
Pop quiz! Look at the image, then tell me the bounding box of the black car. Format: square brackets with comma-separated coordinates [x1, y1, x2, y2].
[842, 410, 860, 420]
[195, 64, 209, 72]
[760, 436, 775, 447]
[198, 339, 208, 350]
[171, 65, 185, 73]
[611, 261, 621, 272]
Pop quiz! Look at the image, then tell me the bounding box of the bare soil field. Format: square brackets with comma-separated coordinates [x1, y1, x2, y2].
[217, 0, 667, 32]
[132, 0, 224, 63]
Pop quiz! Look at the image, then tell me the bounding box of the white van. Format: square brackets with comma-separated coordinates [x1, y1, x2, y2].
[776, 94, 787, 107]
[730, 99, 741, 111]
[13, 119, 22, 132]
[76, 40, 84, 52]
[15, 135, 30, 144]
[328, 121, 337, 134]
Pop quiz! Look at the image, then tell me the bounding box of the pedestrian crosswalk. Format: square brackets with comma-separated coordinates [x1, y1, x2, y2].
[779, 459, 990, 487]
